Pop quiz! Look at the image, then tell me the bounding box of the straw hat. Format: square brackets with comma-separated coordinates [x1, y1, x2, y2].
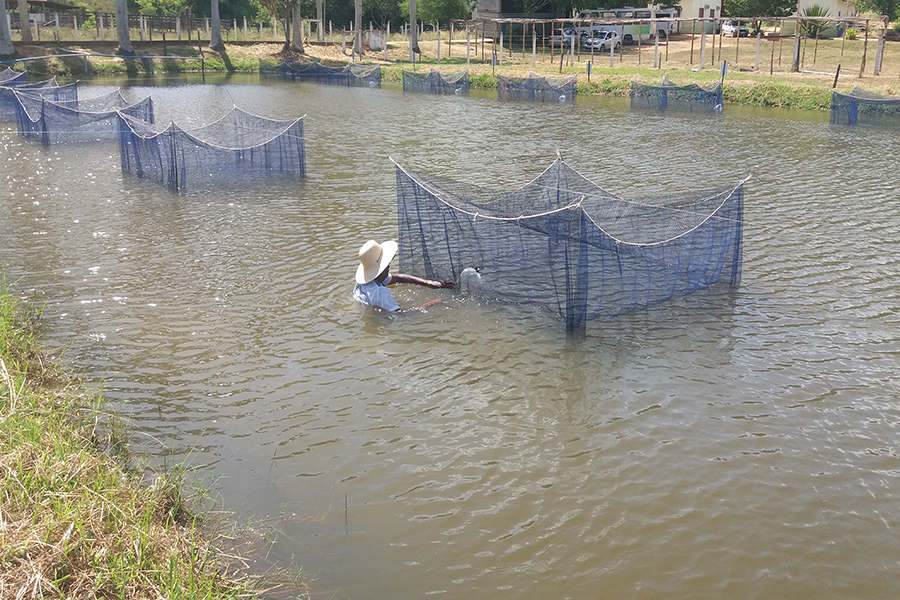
[356, 239, 398, 285]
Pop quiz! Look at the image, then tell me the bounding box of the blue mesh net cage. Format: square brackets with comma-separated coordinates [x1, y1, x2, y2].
[395, 156, 747, 333]
[830, 87, 900, 126]
[402, 69, 470, 95]
[261, 60, 381, 87]
[260, 61, 300, 77]
[631, 76, 723, 112]
[497, 72, 576, 103]
[0, 79, 77, 122]
[15, 89, 153, 144]
[118, 107, 306, 192]
[0, 67, 27, 86]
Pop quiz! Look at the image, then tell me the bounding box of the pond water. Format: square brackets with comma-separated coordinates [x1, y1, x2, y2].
[2, 73, 900, 600]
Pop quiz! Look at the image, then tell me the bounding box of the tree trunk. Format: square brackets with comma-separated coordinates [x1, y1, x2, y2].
[209, 0, 225, 51]
[291, 0, 303, 52]
[0, 8, 15, 56]
[316, 0, 323, 41]
[115, 0, 133, 53]
[17, 0, 31, 43]
[282, 1, 290, 50]
[353, 0, 363, 55]
[409, 0, 419, 53]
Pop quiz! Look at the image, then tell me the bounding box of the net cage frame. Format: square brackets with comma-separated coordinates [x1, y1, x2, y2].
[630, 76, 723, 112]
[14, 89, 154, 144]
[0, 79, 77, 122]
[496, 72, 577, 103]
[830, 87, 900, 126]
[394, 156, 748, 333]
[402, 69, 470, 95]
[0, 67, 27, 86]
[260, 60, 382, 88]
[118, 106, 306, 192]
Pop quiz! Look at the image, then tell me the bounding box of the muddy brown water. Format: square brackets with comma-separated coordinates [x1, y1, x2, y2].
[2, 74, 900, 599]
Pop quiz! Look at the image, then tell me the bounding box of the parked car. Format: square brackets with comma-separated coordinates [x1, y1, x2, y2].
[721, 20, 749, 37]
[550, 27, 579, 47]
[581, 30, 622, 52]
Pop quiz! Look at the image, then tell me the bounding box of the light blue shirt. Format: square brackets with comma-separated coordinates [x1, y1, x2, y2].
[353, 275, 400, 312]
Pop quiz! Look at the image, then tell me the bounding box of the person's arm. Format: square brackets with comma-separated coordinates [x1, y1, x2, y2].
[399, 298, 442, 313]
[389, 273, 456, 289]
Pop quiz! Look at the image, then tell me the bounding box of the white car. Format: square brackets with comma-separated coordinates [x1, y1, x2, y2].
[721, 20, 750, 37]
[550, 28, 579, 47]
[581, 30, 621, 53]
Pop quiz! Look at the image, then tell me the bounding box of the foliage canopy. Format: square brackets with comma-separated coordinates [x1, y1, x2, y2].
[723, 0, 797, 18]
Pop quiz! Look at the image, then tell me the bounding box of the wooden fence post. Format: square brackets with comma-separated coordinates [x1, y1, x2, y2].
[858, 19, 869, 77]
[532, 23, 536, 67]
[700, 19, 707, 67]
[770, 38, 775, 74]
[690, 18, 696, 64]
[873, 27, 884, 75]
[755, 32, 761, 70]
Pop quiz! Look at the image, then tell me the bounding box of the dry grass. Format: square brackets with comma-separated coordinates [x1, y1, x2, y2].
[10, 28, 900, 99]
[293, 31, 900, 95]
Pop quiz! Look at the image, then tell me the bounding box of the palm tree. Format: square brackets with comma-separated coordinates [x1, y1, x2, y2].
[0, 7, 15, 56]
[209, 0, 225, 51]
[353, 0, 363, 55]
[291, 0, 303, 52]
[17, 0, 32, 43]
[409, 0, 420, 56]
[115, 0, 133, 54]
[316, 0, 323, 41]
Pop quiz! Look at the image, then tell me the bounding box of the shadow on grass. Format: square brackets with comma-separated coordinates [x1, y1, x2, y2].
[219, 50, 235, 73]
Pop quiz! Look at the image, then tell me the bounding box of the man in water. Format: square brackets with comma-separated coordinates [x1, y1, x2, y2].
[354, 239, 454, 312]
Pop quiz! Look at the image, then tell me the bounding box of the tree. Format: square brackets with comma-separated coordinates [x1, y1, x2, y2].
[415, 0, 472, 23]
[17, 0, 31, 43]
[291, 0, 303, 51]
[408, 0, 419, 54]
[546, 0, 575, 18]
[0, 7, 14, 56]
[136, 0, 187, 15]
[521, 0, 550, 17]
[315, 0, 323, 40]
[210, 0, 226, 50]
[115, 0, 134, 54]
[353, 0, 363, 55]
[856, 0, 900, 20]
[257, 0, 295, 51]
[723, 0, 797, 18]
[365, 0, 402, 28]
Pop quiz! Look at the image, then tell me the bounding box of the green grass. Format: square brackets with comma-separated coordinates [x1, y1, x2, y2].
[724, 81, 833, 109]
[0, 275, 304, 599]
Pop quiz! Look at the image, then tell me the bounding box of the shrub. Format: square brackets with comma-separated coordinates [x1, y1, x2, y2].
[80, 13, 96, 31]
[844, 27, 858, 40]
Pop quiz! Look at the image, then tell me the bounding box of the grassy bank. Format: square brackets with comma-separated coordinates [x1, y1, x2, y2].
[0, 277, 301, 599]
[7, 35, 896, 112]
